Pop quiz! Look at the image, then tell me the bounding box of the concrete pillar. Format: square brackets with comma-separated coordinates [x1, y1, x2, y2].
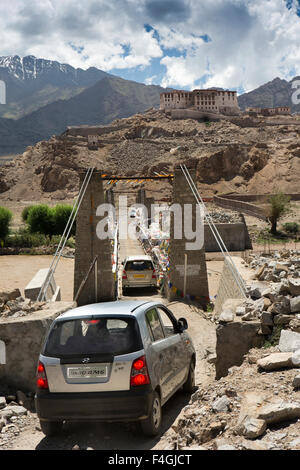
[167, 167, 209, 307]
[74, 171, 115, 306]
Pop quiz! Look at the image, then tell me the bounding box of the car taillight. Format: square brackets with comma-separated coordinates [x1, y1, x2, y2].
[130, 355, 150, 386]
[36, 361, 49, 389]
[152, 269, 156, 279]
[122, 270, 127, 279]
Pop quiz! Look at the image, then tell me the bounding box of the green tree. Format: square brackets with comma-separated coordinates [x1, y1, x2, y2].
[21, 205, 34, 223]
[27, 204, 54, 236]
[52, 204, 75, 236]
[0, 206, 13, 243]
[267, 193, 291, 235]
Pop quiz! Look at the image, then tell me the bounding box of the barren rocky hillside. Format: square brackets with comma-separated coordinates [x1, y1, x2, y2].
[0, 109, 300, 203]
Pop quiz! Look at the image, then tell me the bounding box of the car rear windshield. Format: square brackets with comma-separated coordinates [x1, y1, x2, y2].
[43, 316, 143, 358]
[125, 260, 153, 271]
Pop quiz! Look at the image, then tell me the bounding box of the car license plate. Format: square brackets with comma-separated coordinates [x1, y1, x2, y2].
[67, 365, 108, 379]
[134, 274, 145, 278]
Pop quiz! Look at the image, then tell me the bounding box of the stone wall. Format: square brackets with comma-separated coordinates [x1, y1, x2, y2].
[213, 195, 267, 221]
[204, 222, 252, 252]
[214, 257, 246, 316]
[0, 302, 75, 392]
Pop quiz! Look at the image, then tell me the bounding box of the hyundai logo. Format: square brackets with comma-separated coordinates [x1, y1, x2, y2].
[82, 357, 90, 363]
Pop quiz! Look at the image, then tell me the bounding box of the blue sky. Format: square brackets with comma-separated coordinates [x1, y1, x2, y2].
[1, 0, 300, 94]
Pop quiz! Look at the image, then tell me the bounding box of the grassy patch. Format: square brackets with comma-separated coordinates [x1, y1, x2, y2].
[263, 325, 284, 349]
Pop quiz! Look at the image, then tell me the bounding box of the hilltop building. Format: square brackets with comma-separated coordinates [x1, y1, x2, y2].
[160, 89, 241, 119]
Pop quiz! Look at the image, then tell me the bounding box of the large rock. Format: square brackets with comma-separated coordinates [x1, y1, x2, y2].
[257, 402, 300, 425]
[248, 282, 269, 299]
[219, 310, 235, 323]
[212, 395, 231, 413]
[257, 352, 295, 371]
[290, 296, 300, 313]
[269, 297, 290, 315]
[0, 289, 22, 303]
[279, 330, 300, 352]
[288, 279, 300, 296]
[236, 416, 267, 440]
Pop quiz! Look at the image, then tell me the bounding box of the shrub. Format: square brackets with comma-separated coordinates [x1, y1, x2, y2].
[0, 206, 13, 242]
[283, 222, 299, 234]
[26, 204, 54, 236]
[52, 204, 75, 236]
[6, 229, 49, 248]
[21, 205, 34, 223]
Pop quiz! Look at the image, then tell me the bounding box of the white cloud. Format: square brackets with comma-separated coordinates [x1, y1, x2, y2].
[0, 0, 300, 92]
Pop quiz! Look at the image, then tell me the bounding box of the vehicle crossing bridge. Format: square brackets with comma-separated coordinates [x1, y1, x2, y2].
[70, 168, 212, 307]
[38, 166, 246, 310]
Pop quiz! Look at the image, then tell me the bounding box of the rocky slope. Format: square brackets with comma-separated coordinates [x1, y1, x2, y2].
[0, 108, 300, 202]
[157, 344, 300, 450]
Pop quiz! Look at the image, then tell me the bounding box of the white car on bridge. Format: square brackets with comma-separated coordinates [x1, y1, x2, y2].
[122, 255, 157, 292]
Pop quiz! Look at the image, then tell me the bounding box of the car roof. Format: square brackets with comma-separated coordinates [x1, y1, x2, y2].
[56, 300, 159, 321]
[124, 255, 152, 261]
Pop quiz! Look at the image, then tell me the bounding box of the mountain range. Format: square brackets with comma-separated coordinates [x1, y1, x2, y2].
[0, 55, 299, 156]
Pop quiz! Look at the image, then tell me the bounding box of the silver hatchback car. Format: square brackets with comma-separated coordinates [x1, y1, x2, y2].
[122, 256, 158, 292]
[35, 300, 196, 437]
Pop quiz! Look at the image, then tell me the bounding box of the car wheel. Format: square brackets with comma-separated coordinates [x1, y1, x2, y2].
[40, 420, 63, 437]
[182, 360, 195, 393]
[140, 391, 162, 437]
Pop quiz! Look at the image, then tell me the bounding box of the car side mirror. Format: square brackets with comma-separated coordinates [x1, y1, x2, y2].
[178, 317, 188, 332]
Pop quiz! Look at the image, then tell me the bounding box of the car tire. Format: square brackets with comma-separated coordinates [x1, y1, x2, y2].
[140, 391, 162, 437]
[182, 359, 195, 393]
[40, 420, 63, 437]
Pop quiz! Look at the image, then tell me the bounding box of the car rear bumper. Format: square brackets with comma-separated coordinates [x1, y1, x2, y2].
[35, 386, 154, 422]
[122, 282, 157, 288]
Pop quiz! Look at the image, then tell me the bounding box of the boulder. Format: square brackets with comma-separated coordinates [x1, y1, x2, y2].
[273, 263, 289, 274]
[290, 296, 300, 313]
[248, 283, 269, 299]
[0, 289, 22, 303]
[257, 402, 300, 425]
[279, 330, 300, 352]
[236, 416, 267, 440]
[257, 352, 295, 371]
[219, 310, 235, 323]
[269, 297, 290, 315]
[288, 279, 300, 296]
[212, 395, 231, 413]
[261, 312, 273, 326]
[7, 405, 27, 416]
